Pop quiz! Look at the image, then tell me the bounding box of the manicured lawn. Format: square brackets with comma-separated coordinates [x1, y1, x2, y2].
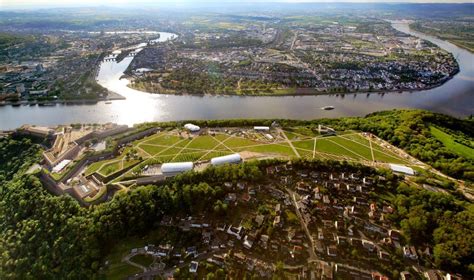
[172, 151, 207, 162]
[430, 126, 474, 159]
[144, 134, 182, 146]
[315, 138, 363, 160]
[340, 134, 370, 146]
[223, 136, 260, 148]
[132, 132, 162, 146]
[173, 138, 192, 148]
[140, 144, 167, 156]
[296, 148, 313, 159]
[328, 136, 373, 161]
[213, 134, 231, 142]
[285, 126, 318, 138]
[98, 160, 121, 176]
[154, 154, 176, 163]
[284, 131, 301, 140]
[238, 144, 296, 157]
[85, 161, 103, 176]
[159, 147, 186, 156]
[187, 135, 220, 150]
[200, 151, 233, 161]
[213, 144, 234, 152]
[292, 139, 315, 151]
[373, 149, 406, 164]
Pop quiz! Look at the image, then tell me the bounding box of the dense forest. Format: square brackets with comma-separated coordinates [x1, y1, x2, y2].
[1, 110, 473, 278]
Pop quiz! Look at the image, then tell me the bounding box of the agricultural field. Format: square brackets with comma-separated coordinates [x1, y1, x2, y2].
[84, 127, 416, 183]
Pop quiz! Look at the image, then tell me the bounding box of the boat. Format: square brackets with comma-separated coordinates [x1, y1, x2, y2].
[321, 106, 335, 110]
[38, 102, 56, 107]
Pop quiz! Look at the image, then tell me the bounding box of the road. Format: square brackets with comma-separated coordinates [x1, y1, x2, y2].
[287, 189, 317, 261]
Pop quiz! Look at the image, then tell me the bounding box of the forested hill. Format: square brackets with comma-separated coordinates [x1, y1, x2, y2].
[0, 110, 473, 279]
[317, 109, 474, 182]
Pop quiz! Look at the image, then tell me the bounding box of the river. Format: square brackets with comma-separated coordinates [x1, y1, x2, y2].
[0, 23, 472, 130]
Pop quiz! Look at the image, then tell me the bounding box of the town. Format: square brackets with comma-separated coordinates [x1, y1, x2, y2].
[8, 118, 467, 279]
[128, 16, 458, 96]
[1, 13, 459, 103]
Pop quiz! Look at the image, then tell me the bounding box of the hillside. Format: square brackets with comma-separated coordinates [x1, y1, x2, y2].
[0, 110, 472, 279]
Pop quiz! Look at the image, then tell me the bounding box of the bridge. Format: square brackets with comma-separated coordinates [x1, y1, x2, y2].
[103, 52, 137, 62]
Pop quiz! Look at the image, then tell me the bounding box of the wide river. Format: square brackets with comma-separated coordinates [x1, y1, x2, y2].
[1, 23, 473, 130]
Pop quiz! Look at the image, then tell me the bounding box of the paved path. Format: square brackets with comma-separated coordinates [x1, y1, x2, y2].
[278, 128, 301, 158]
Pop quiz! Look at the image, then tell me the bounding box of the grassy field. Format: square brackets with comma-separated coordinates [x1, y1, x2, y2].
[85, 128, 411, 182]
[430, 126, 474, 160]
[130, 255, 154, 268]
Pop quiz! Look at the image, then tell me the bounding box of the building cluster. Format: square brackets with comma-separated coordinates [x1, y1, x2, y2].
[129, 20, 458, 95]
[117, 162, 461, 279]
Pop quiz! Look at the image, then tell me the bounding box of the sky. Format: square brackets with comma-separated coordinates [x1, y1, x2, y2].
[0, 0, 471, 8]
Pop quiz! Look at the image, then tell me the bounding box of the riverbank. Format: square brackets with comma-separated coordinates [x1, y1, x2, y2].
[126, 72, 458, 98]
[0, 91, 125, 107]
[409, 23, 474, 53]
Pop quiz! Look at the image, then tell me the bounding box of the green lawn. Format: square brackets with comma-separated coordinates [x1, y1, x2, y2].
[430, 126, 474, 159]
[98, 160, 121, 176]
[85, 161, 103, 176]
[284, 131, 301, 140]
[213, 144, 234, 152]
[144, 134, 182, 146]
[296, 148, 313, 159]
[223, 136, 260, 148]
[201, 151, 233, 161]
[85, 130, 418, 183]
[373, 149, 406, 164]
[172, 138, 192, 148]
[139, 144, 167, 156]
[292, 139, 315, 151]
[237, 144, 296, 157]
[213, 134, 231, 142]
[284, 127, 318, 138]
[159, 147, 186, 156]
[315, 138, 364, 160]
[340, 134, 370, 146]
[186, 135, 220, 150]
[172, 151, 207, 162]
[328, 136, 373, 161]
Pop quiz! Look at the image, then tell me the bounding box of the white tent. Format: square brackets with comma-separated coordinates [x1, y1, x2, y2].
[184, 123, 200, 132]
[161, 162, 194, 173]
[389, 164, 415, 175]
[254, 126, 270, 131]
[211, 153, 241, 166]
